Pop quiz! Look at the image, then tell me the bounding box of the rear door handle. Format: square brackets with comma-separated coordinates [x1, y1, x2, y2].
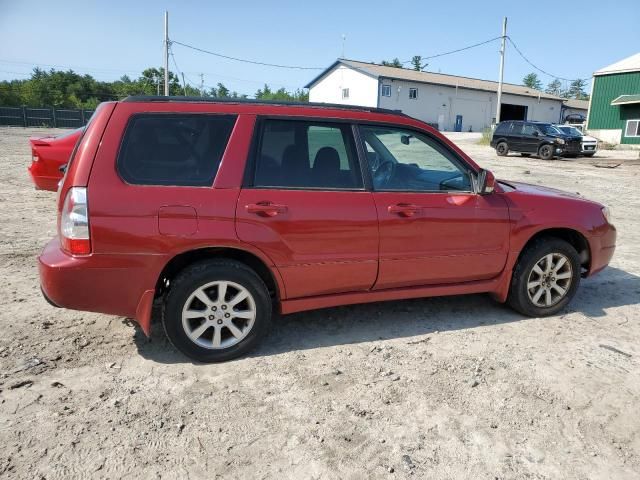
[388, 203, 420, 217]
[246, 202, 288, 217]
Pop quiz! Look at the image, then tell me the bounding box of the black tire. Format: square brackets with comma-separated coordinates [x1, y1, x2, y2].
[520, 153, 531, 157]
[507, 238, 581, 317]
[496, 142, 509, 156]
[162, 259, 272, 362]
[538, 144, 554, 160]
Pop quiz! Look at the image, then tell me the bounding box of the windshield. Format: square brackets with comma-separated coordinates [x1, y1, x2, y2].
[538, 124, 562, 136]
[557, 126, 582, 136]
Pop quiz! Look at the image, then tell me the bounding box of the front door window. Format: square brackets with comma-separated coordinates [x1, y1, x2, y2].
[359, 126, 473, 192]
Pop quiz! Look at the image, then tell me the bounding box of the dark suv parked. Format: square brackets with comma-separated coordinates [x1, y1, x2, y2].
[491, 120, 582, 160]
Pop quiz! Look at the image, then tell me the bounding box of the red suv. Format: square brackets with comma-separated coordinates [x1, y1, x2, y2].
[39, 97, 616, 362]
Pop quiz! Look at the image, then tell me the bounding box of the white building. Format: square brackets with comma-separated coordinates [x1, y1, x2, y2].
[306, 59, 567, 131]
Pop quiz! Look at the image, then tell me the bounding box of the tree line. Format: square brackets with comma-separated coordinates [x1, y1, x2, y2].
[0, 67, 309, 109]
[522, 73, 588, 100]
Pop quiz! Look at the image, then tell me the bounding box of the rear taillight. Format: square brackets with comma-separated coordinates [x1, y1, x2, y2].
[60, 187, 91, 255]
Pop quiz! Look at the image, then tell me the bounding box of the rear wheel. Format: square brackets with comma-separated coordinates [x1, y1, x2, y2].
[496, 142, 509, 156]
[538, 144, 554, 160]
[508, 238, 581, 317]
[162, 259, 272, 362]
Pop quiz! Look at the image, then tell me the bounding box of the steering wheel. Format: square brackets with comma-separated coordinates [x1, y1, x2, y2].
[373, 160, 396, 188]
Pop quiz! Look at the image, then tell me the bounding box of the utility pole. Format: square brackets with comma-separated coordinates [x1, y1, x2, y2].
[181, 72, 187, 96]
[200, 73, 204, 97]
[495, 16, 507, 125]
[163, 11, 169, 96]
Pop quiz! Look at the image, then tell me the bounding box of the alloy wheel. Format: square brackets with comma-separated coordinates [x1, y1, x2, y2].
[181, 281, 256, 349]
[526, 253, 573, 308]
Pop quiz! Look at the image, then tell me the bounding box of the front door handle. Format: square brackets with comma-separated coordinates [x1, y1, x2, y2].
[388, 203, 420, 217]
[246, 202, 288, 217]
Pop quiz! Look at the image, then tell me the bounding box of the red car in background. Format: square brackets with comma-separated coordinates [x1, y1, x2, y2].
[28, 128, 82, 191]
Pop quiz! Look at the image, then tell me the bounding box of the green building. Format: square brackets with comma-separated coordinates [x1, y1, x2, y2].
[587, 53, 640, 145]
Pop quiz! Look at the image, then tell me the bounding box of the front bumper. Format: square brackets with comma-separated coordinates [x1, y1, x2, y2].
[587, 224, 617, 276]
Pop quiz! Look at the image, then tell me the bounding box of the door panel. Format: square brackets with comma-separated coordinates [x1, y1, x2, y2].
[521, 123, 539, 153]
[357, 124, 511, 290]
[374, 192, 510, 289]
[236, 118, 378, 299]
[236, 190, 378, 298]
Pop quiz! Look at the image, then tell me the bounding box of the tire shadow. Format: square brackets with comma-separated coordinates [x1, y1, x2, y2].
[130, 266, 639, 364]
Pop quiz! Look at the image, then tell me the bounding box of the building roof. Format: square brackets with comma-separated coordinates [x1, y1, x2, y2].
[305, 59, 564, 101]
[594, 53, 640, 76]
[611, 94, 640, 106]
[563, 98, 590, 110]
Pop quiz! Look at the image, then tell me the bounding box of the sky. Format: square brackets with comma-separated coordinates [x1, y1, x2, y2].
[1, 0, 639, 97]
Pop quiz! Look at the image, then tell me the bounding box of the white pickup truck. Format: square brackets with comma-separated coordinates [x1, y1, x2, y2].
[555, 124, 598, 157]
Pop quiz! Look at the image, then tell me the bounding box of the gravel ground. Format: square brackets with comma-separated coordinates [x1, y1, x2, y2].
[0, 127, 639, 479]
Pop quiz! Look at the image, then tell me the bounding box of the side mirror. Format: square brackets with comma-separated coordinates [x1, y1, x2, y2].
[532, 131, 539, 137]
[477, 169, 496, 195]
[400, 134, 412, 145]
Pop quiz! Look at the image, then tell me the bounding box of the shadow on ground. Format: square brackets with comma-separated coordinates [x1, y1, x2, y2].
[131, 266, 640, 364]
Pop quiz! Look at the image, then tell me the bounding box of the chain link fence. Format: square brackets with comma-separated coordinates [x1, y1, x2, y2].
[0, 106, 94, 128]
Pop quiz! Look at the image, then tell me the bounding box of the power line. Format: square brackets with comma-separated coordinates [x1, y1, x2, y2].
[171, 40, 324, 70]
[506, 37, 589, 82]
[403, 36, 502, 65]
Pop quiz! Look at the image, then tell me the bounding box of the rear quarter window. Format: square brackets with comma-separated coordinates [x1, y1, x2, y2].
[494, 122, 510, 135]
[117, 114, 236, 186]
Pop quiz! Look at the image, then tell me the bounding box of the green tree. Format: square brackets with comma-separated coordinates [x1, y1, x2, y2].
[254, 84, 308, 101]
[522, 72, 542, 90]
[568, 79, 589, 100]
[381, 58, 403, 68]
[545, 78, 562, 96]
[410, 55, 426, 71]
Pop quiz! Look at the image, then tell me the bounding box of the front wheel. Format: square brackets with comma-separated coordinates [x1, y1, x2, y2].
[538, 144, 555, 160]
[508, 238, 581, 317]
[162, 259, 272, 362]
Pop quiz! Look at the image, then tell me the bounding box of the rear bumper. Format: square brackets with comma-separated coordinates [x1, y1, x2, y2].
[28, 167, 60, 191]
[38, 237, 162, 332]
[587, 225, 617, 276]
[28, 164, 62, 191]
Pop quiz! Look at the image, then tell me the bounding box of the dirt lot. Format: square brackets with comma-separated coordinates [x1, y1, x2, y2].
[1, 127, 639, 479]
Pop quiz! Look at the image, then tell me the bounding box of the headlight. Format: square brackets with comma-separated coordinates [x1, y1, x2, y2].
[602, 207, 612, 224]
[555, 138, 566, 145]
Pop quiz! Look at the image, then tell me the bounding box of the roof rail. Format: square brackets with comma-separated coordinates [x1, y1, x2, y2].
[121, 95, 406, 116]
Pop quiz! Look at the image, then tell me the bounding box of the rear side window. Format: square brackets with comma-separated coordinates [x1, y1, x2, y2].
[117, 114, 236, 186]
[252, 119, 363, 189]
[494, 122, 510, 134]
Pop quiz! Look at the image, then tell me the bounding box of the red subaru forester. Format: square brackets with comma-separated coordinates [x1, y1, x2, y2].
[39, 97, 616, 362]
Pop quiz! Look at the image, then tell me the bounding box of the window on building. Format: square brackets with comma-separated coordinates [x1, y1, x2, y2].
[409, 88, 418, 100]
[342, 88, 350, 99]
[253, 120, 363, 189]
[381, 84, 391, 97]
[117, 114, 236, 186]
[625, 120, 640, 137]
